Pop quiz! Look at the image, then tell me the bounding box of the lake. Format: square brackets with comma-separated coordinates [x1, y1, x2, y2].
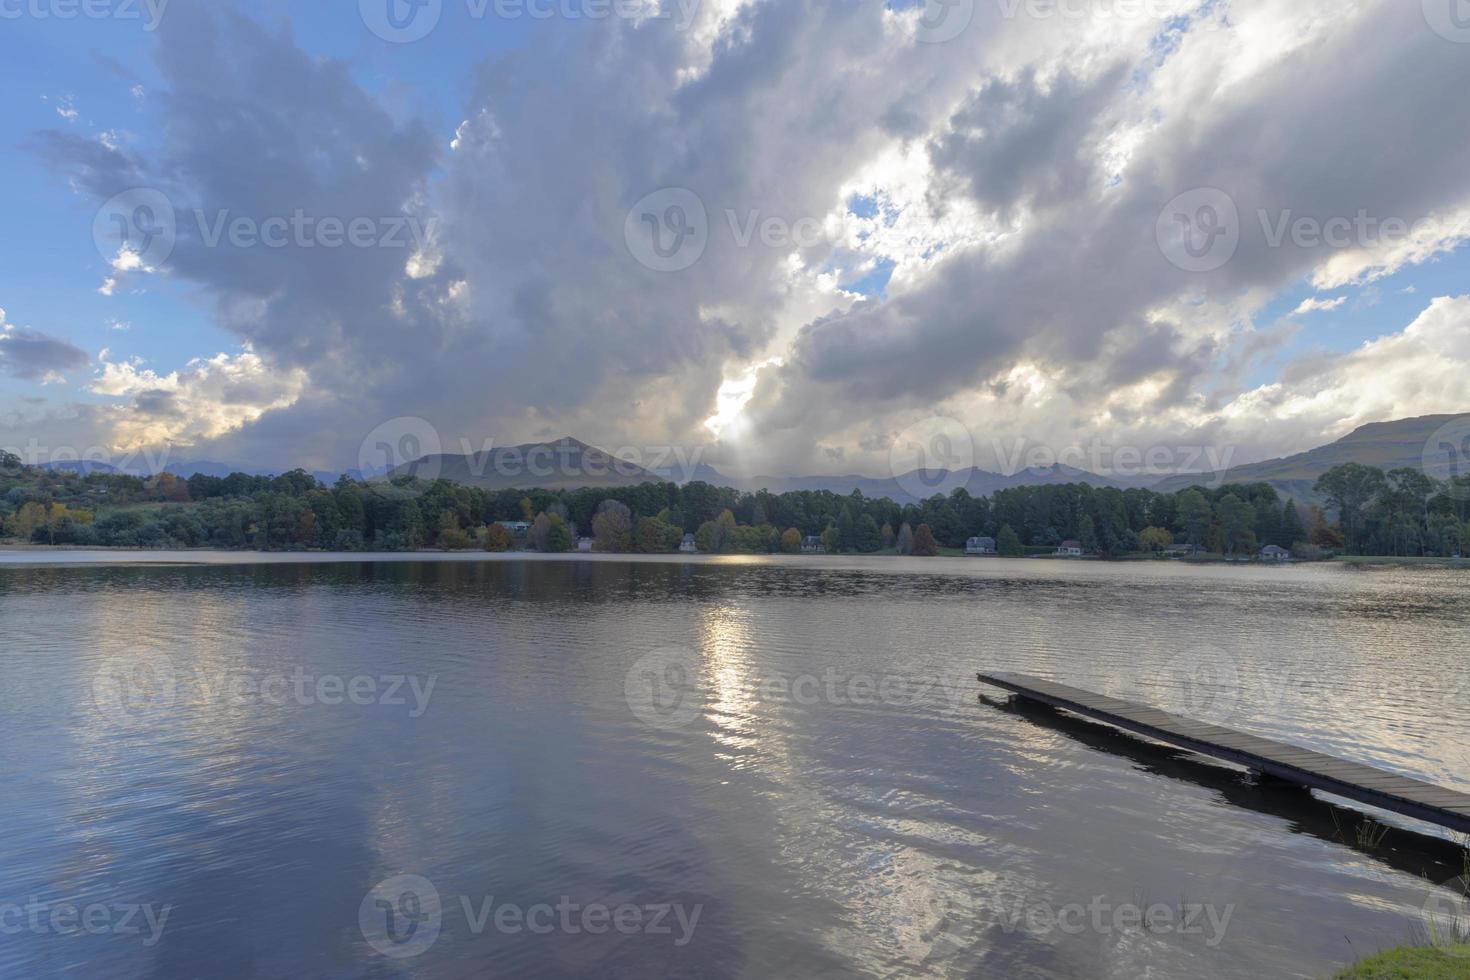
[1, 553, 1467, 978]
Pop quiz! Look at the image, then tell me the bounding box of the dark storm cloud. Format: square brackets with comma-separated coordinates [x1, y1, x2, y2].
[0, 327, 90, 381]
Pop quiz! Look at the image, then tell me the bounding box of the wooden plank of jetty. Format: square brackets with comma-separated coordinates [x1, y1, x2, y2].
[977, 671, 1470, 835]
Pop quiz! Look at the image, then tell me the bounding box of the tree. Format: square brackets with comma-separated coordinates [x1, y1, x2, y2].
[780, 528, 802, 553]
[1216, 493, 1256, 556]
[484, 523, 513, 552]
[1138, 526, 1174, 552]
[1315, 463, 1387, 554]
[850, 514, 882, 553]
[635, 516, 681, 553]
[895, 522, 914, 556]
[592, 499, 633, 552]
[546, 518, 573, 553]
[1307, 506, 1344, 550]
[528, 512, 552, 551]
[1177, 490, 1214, 547]
[1280, 500, 1307, 547]
[695, 520, 722, 553]
[880, 523, 895, 550]
[997, 524, 1024, 557]
[911, 523, 940, 557]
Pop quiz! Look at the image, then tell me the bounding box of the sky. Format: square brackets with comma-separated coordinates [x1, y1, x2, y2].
[2, 0, 1470, 482]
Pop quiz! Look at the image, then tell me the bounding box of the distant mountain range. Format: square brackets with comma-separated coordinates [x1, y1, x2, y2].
[40, 458, 373, 486]
[36, 414, 1469, 504]
[1150, 414, 1470, 501]
[685, 462, 1152, 505]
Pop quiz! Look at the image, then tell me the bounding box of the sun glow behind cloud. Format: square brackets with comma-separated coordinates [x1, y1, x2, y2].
[705, 360, 778, 439]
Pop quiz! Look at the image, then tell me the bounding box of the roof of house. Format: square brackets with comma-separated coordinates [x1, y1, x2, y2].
[1261, 545, 1290, 554]
[1059, 540, 1082, 549]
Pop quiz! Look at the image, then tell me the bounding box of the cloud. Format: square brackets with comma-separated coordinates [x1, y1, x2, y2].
[1291, 296, 1346, 316]
[24, 0, 1470, 475]
[0, 308, 90, 383]
[89, 346, 308, 448]
[1210, 294, 1470, 460]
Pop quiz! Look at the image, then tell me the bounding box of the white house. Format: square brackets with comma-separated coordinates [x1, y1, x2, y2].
[801, 535, 827, 554]
[966, 536, 997, 556]
[1260, 545, 1291, 561]
[679, 533, 698, 553]
[577, 537, 594, 552]
[1056, 540, 1083, 557]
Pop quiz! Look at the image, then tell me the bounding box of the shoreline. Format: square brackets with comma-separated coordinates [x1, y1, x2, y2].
[0, 545, 1464, 571]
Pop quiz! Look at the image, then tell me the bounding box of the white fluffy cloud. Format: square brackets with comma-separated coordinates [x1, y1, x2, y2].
[89, 346, 308, 448]
[25, 0, 1470, 475]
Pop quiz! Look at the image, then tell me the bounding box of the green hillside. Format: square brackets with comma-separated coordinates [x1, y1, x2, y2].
[1153, 414, 1470, 501]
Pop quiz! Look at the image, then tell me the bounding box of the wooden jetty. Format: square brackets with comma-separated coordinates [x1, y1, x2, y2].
[978, 671, 1470, 835]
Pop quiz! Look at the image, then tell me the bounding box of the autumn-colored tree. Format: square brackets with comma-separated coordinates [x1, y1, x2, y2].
[911, 523, 940, 557]
[1138, 526, 1174, 552]
[484, 523, 514, 552]
[592, 499, 634, 552]
[780, 528, 802, 553]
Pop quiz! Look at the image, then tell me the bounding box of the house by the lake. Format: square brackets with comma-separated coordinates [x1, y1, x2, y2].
[496, 520, 533, 538]
[577, 537, 594, 552]
[1260, 544, 1291, 562]
[1055, 540, 1083, 558]
[679, 533, 698, 553]
[966, 536, 997, 556]
[801, 535, 827, 554]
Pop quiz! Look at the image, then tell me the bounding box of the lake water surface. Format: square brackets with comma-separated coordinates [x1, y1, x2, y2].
[2, 554, 1467, 978]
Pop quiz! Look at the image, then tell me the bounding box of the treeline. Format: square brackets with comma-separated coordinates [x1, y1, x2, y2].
[1313, 463, 1469, 557]
[1, 449, 1466, 557]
